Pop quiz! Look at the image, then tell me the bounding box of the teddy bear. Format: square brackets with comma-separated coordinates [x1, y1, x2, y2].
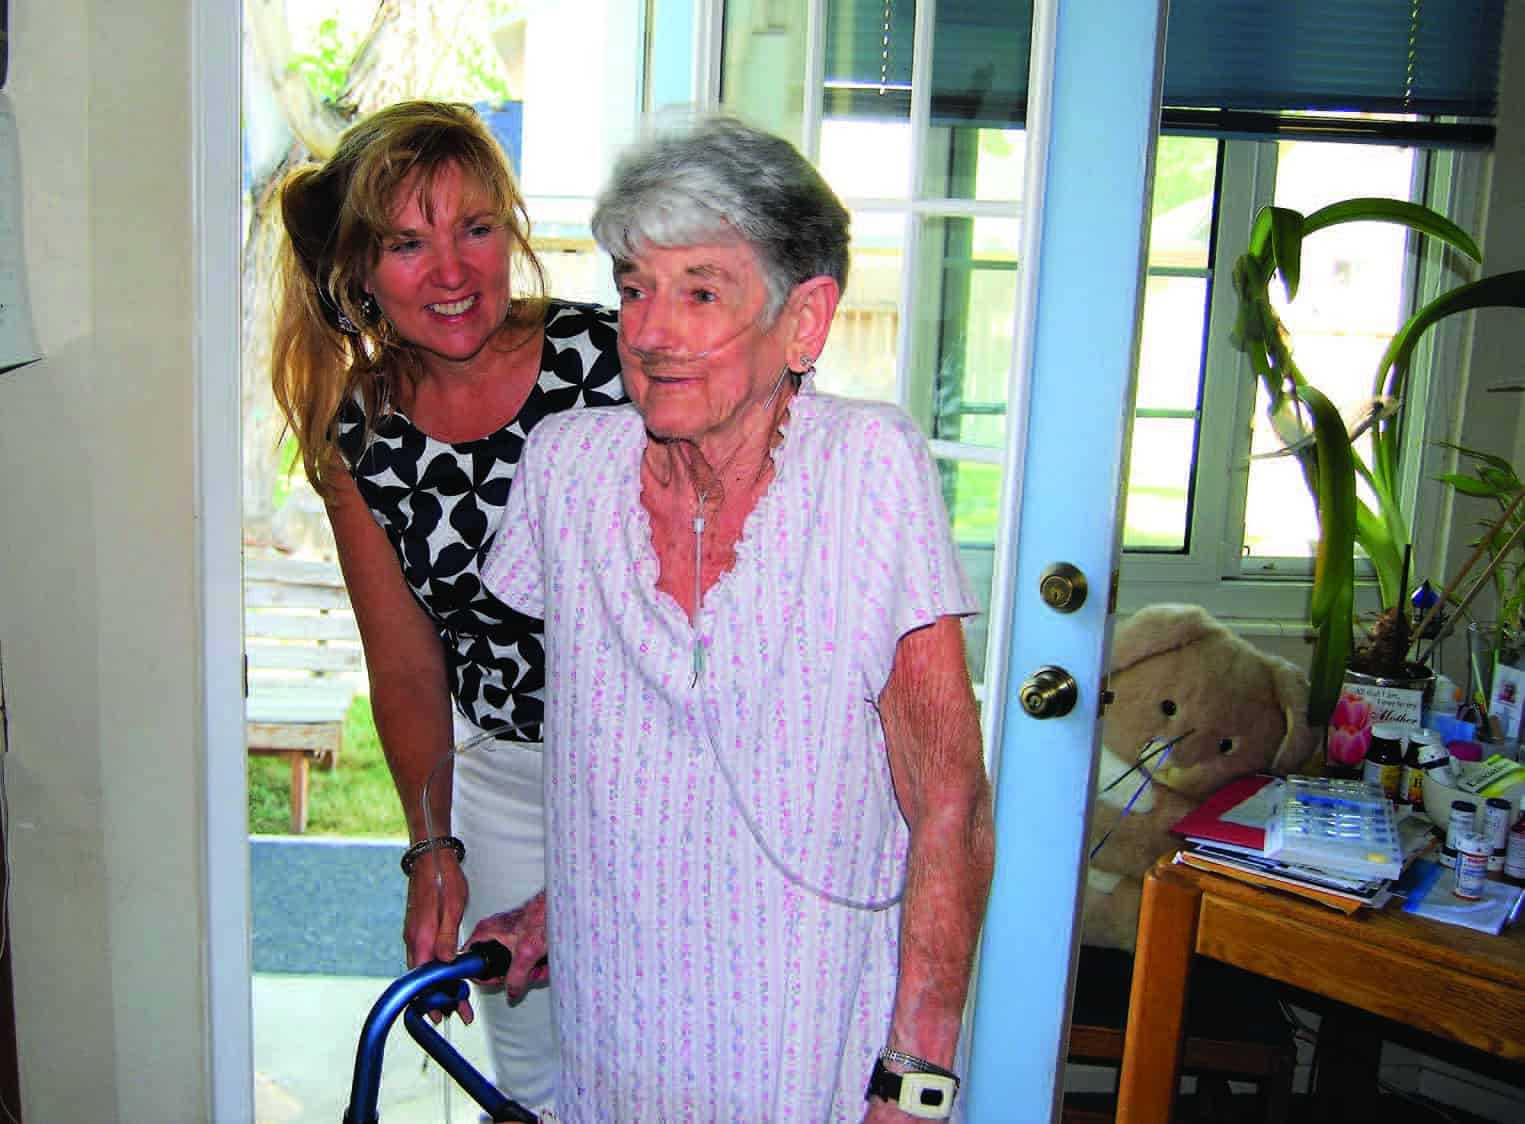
[1082, 603, 1320, 951]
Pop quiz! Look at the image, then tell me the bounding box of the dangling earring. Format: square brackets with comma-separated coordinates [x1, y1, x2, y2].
[360, 292, 383, 322]
[320, 282, 361, 335]
[796, 354, 815, 376]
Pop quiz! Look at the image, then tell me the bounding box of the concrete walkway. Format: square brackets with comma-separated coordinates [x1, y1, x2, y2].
[254, 973, 496, 1123]
[251, 837, 505, 1122]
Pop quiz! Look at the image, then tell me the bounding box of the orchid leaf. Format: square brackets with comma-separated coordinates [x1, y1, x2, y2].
[1268, 207, 1304, 301]
[1375, 271, 1525, 399]
[1355, 501, 1403, 610]
[1303, 197, 1483, 262]
[1289, 383, 1356, 729]
[1247, 205, 1278, 262]
[1296, 384, 1356, 627]
[1307, 579, 1354, 729]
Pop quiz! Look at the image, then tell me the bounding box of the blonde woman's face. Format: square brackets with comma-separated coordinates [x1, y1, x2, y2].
[365, 163, 512, 376]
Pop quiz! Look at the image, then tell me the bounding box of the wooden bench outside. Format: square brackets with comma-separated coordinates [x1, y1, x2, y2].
[245, 555, 364, 833]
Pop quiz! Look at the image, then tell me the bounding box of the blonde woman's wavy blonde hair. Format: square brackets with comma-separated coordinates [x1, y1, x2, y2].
[271, 100, 547, 493]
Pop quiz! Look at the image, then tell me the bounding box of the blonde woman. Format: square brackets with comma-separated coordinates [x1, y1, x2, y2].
[271, 100, 622, 1109]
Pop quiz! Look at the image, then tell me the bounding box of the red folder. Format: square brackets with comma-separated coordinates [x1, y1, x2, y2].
[1168, 773, 1282, 852]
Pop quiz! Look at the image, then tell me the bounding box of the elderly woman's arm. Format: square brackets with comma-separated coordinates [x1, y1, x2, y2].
[877, 614, 995, 1075]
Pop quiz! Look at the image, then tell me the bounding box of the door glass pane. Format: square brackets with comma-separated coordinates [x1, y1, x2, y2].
[719, 0, 810, 145]
[1149, 135, 1217, 269]
[819, 118, 913, 198]
[824, 0, 914, 122]
[924, 125, 1027, 203]
[921, 0, 1030, 204]
[244, 4, 644, 1118]
[1125, 275, 1209, 551]
[1242, 141, 1417, 562]
[913, 216, 1020, 448]
[1123, 416, 1196, 550]
[1136, 275, 1209, 413]
[818, 210, 905, 403]
[1121, 136, 1216, 552]
[942, 458, 999, 683]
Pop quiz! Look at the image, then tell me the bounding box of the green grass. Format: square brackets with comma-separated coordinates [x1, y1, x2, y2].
[248, 695, 408, 838]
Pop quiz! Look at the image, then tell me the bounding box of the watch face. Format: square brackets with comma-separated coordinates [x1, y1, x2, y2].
[898, 1073, 957, 1119]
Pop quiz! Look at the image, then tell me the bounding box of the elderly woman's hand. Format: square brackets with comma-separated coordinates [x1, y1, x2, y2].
[465, 890, 551, 1002]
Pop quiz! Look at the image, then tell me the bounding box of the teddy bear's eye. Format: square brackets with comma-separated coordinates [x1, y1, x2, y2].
[1160, 700, 1177, 717]
[1218, 738, 1235, 754]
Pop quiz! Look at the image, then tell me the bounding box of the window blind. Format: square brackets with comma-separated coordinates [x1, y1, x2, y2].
[824, 0, 1506, 137]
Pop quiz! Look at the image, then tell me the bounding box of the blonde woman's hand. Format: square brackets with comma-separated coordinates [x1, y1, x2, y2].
[404, 850, 473, 1023]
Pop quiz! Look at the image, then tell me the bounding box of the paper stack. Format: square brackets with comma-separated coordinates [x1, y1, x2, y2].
[1169, 774, 1424, 914]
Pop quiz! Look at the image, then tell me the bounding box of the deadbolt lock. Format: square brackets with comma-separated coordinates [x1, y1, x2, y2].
[1039, 562, 1088, 613]
[1019, 666, 1079, 720]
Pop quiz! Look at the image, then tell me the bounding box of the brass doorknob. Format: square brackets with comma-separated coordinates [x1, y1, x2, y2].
[1019, 666, 1078, 719]
[1039, 563, 1087, 613]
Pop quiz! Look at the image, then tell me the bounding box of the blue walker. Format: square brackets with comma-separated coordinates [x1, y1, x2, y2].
[342, 940, 537, 1124]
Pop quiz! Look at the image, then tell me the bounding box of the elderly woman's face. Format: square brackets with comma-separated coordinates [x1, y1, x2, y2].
[615, 239, 797, 454]
[364, 163, 512, 375]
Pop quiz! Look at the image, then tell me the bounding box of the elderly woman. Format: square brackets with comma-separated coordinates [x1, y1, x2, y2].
[473, 118, 993, 1121]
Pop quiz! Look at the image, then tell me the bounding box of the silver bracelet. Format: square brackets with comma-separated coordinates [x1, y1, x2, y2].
[399, 834, 465, 876]
[880, 1048, 960, 1082]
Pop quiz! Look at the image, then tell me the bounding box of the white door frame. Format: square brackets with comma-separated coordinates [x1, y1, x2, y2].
[194, 0, 253, 1120]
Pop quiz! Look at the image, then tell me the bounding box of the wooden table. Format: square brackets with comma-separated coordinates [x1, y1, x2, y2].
[1115, 855, 1525, 1122]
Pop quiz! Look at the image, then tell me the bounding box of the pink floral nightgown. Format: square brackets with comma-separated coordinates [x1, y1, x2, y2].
[482, 380, 977, 1122]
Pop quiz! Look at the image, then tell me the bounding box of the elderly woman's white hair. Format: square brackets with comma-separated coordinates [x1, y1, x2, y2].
[591, 116, 851, 321]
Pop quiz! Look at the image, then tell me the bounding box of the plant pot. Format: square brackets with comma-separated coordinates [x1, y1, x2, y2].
[1322, 665, 1437, 775]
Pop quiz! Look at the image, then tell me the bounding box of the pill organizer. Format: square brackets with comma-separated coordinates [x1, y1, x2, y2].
[1264, 775, 1404, 880]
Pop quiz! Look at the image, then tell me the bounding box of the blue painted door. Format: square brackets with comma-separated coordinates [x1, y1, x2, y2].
[966, 2, 1166, 1119]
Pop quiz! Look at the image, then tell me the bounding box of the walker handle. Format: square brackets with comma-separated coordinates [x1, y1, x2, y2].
[342, 940, 534, 1124]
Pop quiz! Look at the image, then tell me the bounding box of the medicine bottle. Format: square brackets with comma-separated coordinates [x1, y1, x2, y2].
[1362, 723, 1407, 802]
[1453, 831, 1489, 900]
[1400, 728, 1443, 806]
[1443, 800, 1479, 869]
[1482, 797, 1513, 873]
[1505, 797, 1525, 885]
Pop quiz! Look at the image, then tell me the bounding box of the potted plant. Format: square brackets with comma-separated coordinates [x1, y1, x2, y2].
[1229, 197, 1525, 751]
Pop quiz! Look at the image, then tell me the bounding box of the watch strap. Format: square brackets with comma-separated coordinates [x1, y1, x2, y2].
[866, 1056, 959, 1119]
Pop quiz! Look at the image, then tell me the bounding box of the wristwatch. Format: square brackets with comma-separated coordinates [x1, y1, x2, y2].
[865, 1050, 960, 1119]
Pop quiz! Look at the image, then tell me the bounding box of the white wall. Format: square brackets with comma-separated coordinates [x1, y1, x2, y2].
[0, 1, 209, 1120]
[1450, 0, 1525, 606]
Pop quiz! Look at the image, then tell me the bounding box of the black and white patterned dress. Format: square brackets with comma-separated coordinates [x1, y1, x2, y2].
[336, 299, 624, 743]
